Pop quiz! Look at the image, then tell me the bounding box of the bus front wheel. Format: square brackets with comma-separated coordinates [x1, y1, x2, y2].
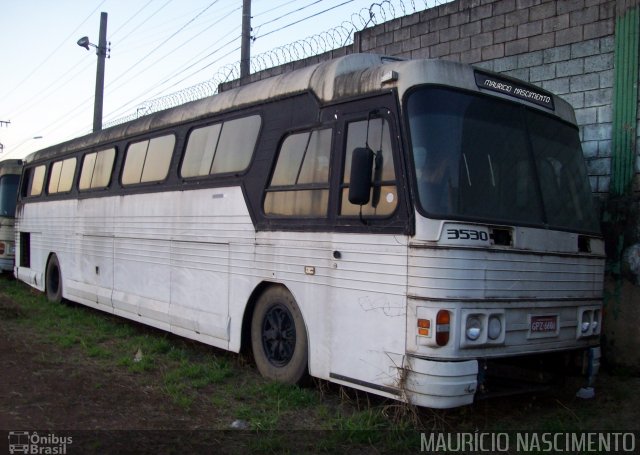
[251, 286, 308, 384]
[45, 254, 63, 303]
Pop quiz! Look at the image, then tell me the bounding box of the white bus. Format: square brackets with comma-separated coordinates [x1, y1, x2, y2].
[15, 54, 604, 408]
[0, 159, 22, 272]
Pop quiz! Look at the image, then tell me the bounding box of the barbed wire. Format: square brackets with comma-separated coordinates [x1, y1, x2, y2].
[104, 0, 450, 128]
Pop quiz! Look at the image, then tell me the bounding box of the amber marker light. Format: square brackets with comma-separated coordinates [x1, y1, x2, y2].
[417, 318, 431, 336]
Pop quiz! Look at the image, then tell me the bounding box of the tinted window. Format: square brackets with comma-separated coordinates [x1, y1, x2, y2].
[122, 135, 175, 185]
[181, 115, 261, 178]
[407, 87, 599, 233]
[264, 128, 332, 217]
[0, 174, 20, 217]
[527, 110, 599, 232]
[212, 116, 261, 174]
[29, 165, 46, 197]
[340, 118, 397, 216]
[79, 148, 115, 190]
[48, 158, 76, 194]
[181, 124, 221, 177]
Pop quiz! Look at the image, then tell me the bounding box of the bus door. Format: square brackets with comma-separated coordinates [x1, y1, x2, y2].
[167, 190, 232, 348]
[325, 95, 410, 392]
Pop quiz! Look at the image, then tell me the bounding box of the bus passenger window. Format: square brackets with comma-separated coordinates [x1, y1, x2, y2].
[28, 165, 46, 197]
[181, 115, 261, 178]
[182, 124, 221, 177]
[264, 128, 332, 217]
[212, 115, 261, 174]
[48, 158, 77, 194]
[79, 148, 115, 190]
[341, 118, 397, 216]
[122, 135, 175, 185]
[141, 136, 174, 182]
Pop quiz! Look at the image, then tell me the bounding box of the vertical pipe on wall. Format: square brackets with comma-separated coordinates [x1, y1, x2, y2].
[610, 2, 639, 196]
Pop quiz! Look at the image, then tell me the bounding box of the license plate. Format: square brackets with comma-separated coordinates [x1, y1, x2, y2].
[530, 315, 557, 333]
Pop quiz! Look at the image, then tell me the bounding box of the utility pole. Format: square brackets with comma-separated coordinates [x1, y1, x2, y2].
[94, 12, 108, 132]
[240, 0, 251, 79]
[0, 121, 9, 154]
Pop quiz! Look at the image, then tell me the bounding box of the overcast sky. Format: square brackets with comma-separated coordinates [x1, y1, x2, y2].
[0, 0, 445, 160]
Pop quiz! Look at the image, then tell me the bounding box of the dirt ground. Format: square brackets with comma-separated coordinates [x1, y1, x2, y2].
[0, 291, 291, 454]
[1, 277, 640, 454]
[0, 319, 207, 430]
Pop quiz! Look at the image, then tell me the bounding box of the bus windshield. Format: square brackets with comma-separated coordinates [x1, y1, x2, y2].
[0, 174, 20, 217]
[407, 87, 600, 234]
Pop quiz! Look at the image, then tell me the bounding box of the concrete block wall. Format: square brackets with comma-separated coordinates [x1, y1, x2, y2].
[225, 0, 637, 200]
[356, 0, 619, 197]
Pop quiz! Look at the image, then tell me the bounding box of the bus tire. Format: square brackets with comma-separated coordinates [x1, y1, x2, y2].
[251, 286, 308, 384]
[45, 254, 63, 303]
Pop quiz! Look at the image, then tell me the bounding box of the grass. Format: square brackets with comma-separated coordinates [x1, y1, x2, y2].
[1, 274, 638, 452]
[0, 278, 352, 429]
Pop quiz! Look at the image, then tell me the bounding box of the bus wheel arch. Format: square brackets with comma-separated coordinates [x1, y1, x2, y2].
[248, 283, 309, 385]
[45, 253, 63, 303]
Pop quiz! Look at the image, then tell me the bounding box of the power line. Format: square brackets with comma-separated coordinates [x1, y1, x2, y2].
[104, 39, 241, 123]
[5, 0, 240, 154]
[103, 3, 239, 113]
[107, 0, 155, 39]
[104, 0, 221, 90]
[107, 0, 174, 45]
[103, 34, 241, 124]
[253, 0, 299, 18]
[254, 0, 355, 40]
[5, 58, 95, 120]
[253, 0, 325, 32]
[0, 0, 106, 104]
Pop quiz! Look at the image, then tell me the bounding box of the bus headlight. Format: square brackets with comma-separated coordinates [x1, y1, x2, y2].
[592, 310, 600, 333]
[488, 315, 502, 340]
[577, 306, 602, 338]
[465, 316, 482, 341]
[460, 310, 505, 347]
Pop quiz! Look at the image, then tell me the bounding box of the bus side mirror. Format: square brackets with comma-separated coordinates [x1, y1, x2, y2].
[348, 147, 373, 205]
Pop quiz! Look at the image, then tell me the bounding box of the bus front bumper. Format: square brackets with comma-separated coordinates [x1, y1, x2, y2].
[404, 355, 478, 409]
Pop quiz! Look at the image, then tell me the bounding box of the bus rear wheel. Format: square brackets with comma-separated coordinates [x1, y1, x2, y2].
[251, 286, 308, 384]
[45, 254, 63, 303]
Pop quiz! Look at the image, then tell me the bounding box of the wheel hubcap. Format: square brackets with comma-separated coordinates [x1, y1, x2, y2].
[261, 303, 296, 367]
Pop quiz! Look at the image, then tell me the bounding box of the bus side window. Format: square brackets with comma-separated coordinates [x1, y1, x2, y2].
[212, 115, 261, 174]
[22, 166, 45, 198]
[122, 135, 175, 185]
[48, 158, 76, 194]
[181, 115, 261, 178]
[264, 128, 332, 217]
[79, 148, 116, 190]
[340, 118, 397, 216]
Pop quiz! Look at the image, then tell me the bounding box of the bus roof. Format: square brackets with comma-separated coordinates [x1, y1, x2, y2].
[25, 53, 576, 164]
[0, 158, 23, 169]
